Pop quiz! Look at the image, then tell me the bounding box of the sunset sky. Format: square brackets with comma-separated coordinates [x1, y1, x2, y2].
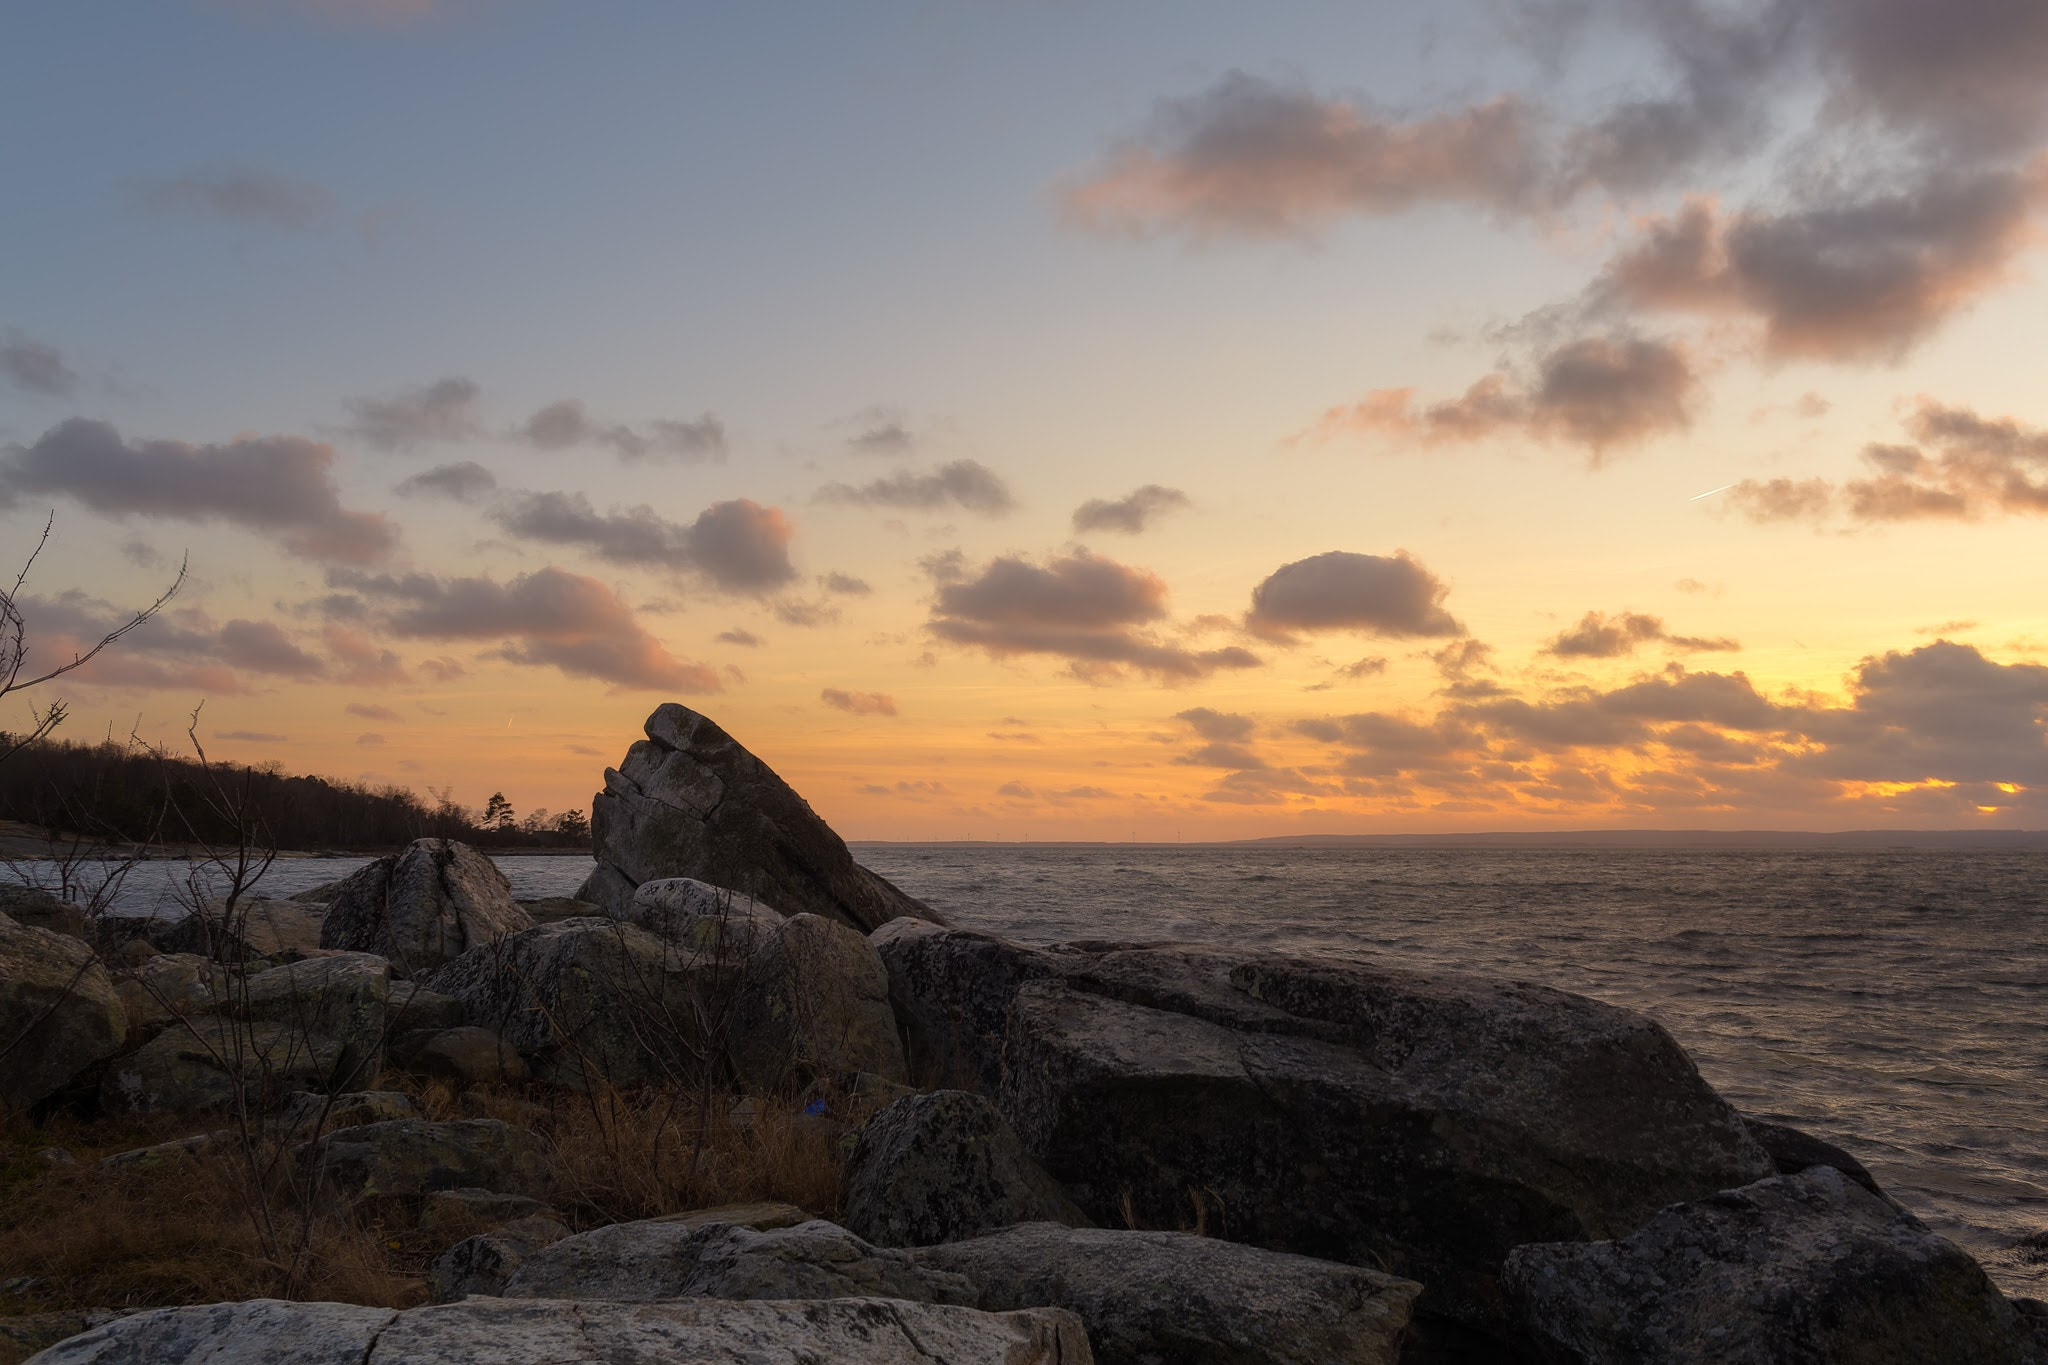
[5, 0, 2047, 839]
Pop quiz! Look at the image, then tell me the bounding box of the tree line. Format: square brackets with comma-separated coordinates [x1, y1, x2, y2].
[0, 731, 591, 852]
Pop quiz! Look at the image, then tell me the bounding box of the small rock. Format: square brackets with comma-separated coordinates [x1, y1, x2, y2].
[276, 1089, 418, 1138]
[37, 1146, 76, 1164]
[114, 953, 229, 1038]
[100, 1017, 344, 1115]
[419, 1188, 556, 1236]
[844, 1090, 1089, 1247]
[1742, 1113, 1893, 1201]
[231, 953, 393, 1090]
[647, 1200, 813, 1231]
[158, 897, 327, 962]
[0, 884, 88, 940]
[388, 981, 465, 1031]
[516, 895, 602, 924]
[106, 938, 158, 969]
[618, 877, 780, 955]
[100, 1132, 222, 1169]
[429, 1216, 572, 1302]
[23, 1295, 1090, 1365]
[306, 1118, 551, 1205]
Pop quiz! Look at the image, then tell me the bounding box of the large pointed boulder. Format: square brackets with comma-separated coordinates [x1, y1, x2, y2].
[575, 704, 936, 934]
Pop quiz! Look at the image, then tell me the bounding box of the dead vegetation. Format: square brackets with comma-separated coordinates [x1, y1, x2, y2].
[0, 1074, 859, 1342]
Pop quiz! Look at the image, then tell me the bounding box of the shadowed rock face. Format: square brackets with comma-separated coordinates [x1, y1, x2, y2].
[424, 919, 706, 1090]
[575, 704, 937, 934]
[0, 885, 87, 941]
[843, 1091, 1089, 1249]
[1504, 1166, 2037, 1365]
[99, 1017, 349, 1115]
[1, 914, 126, 1110]
[727, 913, 908, 1092]
[875, 921, 1777, 1337]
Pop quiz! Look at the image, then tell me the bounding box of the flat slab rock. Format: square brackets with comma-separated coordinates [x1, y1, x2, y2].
[502, 1217, 977, 1305]
[24, 1295, 1093, 1364]
[914, 1222, 1422, 1365]
[1503, 1165, 2039, 1365]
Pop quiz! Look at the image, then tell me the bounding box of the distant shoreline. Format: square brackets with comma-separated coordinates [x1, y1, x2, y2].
[851, 829, 2048, 851]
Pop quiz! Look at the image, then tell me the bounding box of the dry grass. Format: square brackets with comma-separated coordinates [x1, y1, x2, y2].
[0, 1076, 861, 1342]
[407, 1074, 860, 1224]
[0, 1110, 418, 1321]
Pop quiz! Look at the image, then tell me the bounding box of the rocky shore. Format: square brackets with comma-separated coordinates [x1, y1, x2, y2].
[2, 702, 2044, 1363]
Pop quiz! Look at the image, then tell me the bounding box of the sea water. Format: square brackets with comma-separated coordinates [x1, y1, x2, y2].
[13, 844, 2044, 1293]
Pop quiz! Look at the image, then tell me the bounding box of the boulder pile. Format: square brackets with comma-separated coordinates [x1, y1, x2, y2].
[4, 703, 2043, 1365]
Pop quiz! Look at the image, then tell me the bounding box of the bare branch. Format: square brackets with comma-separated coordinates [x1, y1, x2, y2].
[1, 551, 188, 697]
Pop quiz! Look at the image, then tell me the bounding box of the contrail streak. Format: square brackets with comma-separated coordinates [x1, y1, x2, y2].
[1690, 483, 1733, 501]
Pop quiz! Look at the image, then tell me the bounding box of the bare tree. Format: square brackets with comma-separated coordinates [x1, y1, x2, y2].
[1, 512, 187, 766]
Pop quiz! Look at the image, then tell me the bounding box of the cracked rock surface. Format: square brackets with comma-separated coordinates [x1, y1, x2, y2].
[319, 839, 533, 975]
[25, 1294, 1093, 1364]
[576, 703, 936, 934]
[843, 1091, 1089, 1248]
[915, 1221, 1421, 1365]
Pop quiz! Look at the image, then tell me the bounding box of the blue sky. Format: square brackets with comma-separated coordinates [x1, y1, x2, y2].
[5, 0, 2048, 837]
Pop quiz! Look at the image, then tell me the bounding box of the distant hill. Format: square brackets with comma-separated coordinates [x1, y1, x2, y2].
[0, 734, 590, 854]
[1224, 829, 2048, 850]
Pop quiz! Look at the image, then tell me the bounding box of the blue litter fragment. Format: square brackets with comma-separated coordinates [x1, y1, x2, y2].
[802, 1098, 828, 1116]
